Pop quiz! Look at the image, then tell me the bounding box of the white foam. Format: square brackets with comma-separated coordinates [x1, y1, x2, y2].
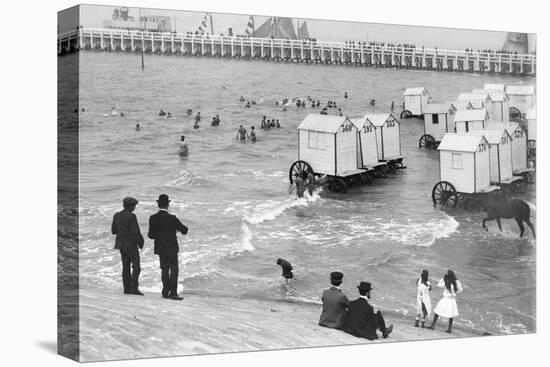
[230, 221, 255, 255]
[165, 170, 197, 187]
[243, 191, 321, 225]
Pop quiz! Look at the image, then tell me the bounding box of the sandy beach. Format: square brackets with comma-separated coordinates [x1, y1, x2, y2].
[76, 287, 483, 362]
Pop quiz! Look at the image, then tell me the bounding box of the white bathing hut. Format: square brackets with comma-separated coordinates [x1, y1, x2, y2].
[473, 89, 510, 122]
[526, 108, 536, 141]
[470, 129, 514, 185]
[454, 108, 489, 133]
[505, 85, 535, 116]
[458, 92, 494, 118]
[364, 113, 402, 161]
[422, 103, 458, 142]
[451, 100, 474, 111]
[483, 83, 505, 92]
[402, 87, 430, 117]
[350, 116, 380, 169]
[437, 133, 491, 194]
[297, 114, 362, 177]
[485, 121, 527, 172]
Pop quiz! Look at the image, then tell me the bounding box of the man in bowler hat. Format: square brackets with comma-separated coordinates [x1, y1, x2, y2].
[148, 194, 188, 300]
[319, 272, 350, 329]
[343, 282, 393, 340]
[111, 197, 144, 295]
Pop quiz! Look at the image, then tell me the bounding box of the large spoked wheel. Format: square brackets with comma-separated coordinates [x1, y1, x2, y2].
[289, 160, 313, 184]
[328, 177, 348, 193]
[419, 134, 437, 149]
[360, 171, 373, 185]
[509, 107, 522, 122]
[400, 110, 412, 119]
[432, 181, 458, 208]
[527, 140, 536, 164]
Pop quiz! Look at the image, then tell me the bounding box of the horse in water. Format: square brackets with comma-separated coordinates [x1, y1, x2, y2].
[481, 195, 535, 239]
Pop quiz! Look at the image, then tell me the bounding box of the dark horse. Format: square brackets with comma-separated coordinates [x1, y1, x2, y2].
[481, 195, 536, 239]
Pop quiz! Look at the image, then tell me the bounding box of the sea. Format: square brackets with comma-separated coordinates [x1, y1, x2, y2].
[68, 51, 536, 336]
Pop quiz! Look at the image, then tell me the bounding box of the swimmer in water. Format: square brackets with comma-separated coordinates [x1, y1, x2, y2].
[159, 109, 166, 116]
[111, 107, 118, 116]
[249, 126, 256, 143]
[370, 99, 375, 106]
[167, 112, 173, 119]
[276, 119, 280, 128]
[276, 258, 294, 284]
[344, 91, 348, 99]
[187, 108, 193, 116]
[178, 135, 188, 156]
[289, 173, 306, 198]
[195, 112, 201, 122]
[391, 101, 394, 110]
[135, 124, 140, 131]
[236, 125, 249, 142]
[245, 102, 251, 108]
[240, 96, 245, 102]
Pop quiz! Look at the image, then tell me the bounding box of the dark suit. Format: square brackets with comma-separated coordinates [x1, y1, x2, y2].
[111, 209, 144, 292]
[343, 297, 387, 340]
[319, 287, 350, 329]
[148, 210, 188, 296]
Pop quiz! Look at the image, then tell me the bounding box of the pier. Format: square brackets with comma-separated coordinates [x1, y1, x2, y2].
[58, 27, 536, 75]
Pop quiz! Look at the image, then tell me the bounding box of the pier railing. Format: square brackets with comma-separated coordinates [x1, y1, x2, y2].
[58, 27, 536, 75]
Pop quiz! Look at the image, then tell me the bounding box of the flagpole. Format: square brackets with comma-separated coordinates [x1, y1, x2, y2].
[252, 16, 255, 37]
[209, 13, 214, 35]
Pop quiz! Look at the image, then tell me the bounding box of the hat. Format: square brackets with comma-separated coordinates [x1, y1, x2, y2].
[330, 272, 344, 282]
[357, 282, 373, 292]
[156, 194, 171, 204]
[123, 197, 138, 206]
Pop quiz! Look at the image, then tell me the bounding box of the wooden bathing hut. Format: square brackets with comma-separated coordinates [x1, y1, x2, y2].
[419, 103, 458, 148]
[473, 89, 510, 122]
[505, 85, 535, 118]
[401, 87, 430, 118]
[526, 108, 536, 141]
[364, 113, 403, 167]
[289, 114, 367, 192]
[432, 133, 494, 207]
[454, 108, 489, 133]
[451, 100, 474, 111]
[350, 116, 386, 177]
[484, 83, 505, 92]
[485, 121, 527, 174]
[469, 129, 518, 188]
[457, 92, 494, 118]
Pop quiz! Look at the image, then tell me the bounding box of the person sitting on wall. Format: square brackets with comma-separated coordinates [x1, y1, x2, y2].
[319, 272, 350, 329]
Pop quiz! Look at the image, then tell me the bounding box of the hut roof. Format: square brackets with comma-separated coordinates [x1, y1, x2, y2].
[469, 129, 511, 145]
[457, 92, 493, 103]
[505, 85, 535, 95]
[483, 83, 505, 92]
[404, 87, 428, 96]
[363, 113, 397, 127]
[438, 133, 488, 152]
[349, 116, 374, 130]
[472, 89, 509, 102]
[297, 114, 353, 134]
[450, 100, 473, 110]
[526, 108, 536, 120]
[454, 108, 489, 122]
[423, 103, 455, 114]
[485, 121, 520, 135]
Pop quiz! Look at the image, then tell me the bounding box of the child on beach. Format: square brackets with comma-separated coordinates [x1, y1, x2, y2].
[276, 258, 294, 284]
[415, 269, 432, 328]
[428, 270, 463, 333]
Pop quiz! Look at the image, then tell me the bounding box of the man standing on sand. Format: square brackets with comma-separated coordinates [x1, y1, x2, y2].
[343, 282, 393, 340]
[319, 272, 350, 329]
[148, 194, 188, 300]
[111, 197, 144, 295]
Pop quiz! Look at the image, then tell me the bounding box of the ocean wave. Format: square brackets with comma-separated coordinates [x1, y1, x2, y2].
[243, 191, 322, 225]
[230, 221, 255, 255]
[165, 169, 198, 187]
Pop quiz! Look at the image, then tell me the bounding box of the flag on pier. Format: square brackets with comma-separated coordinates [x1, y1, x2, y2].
[197, 14, 209, 34]
[244, 16, 255, 36]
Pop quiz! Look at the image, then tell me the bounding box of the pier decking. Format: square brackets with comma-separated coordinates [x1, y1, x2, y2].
[58, 27, 536, 75]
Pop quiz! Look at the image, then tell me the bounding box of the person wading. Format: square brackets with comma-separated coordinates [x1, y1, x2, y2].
[148, 194, 188, 300]
[111, 197, 145, 295]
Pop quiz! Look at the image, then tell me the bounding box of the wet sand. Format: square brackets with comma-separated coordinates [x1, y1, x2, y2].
[77, 287, 482, 362]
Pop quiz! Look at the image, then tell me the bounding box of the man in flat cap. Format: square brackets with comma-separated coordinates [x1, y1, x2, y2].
[148, 194, 188, 300]
[343, 281, 393, 340]
[319, 271, 350, 329]
[111, 197, 144, 295]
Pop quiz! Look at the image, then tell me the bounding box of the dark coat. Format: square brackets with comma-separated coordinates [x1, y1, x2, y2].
[319, 287, 350, 329]
[147, 210, 188, 256]
[342, 297, 378, 340]
[111, 209, 144, 253]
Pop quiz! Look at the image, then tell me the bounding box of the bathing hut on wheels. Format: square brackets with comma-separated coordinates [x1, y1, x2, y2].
[454, 108, 489, 133]
[526, 108, 536, 165]
[470, 129, 523, 192]
[289, 114, 368, 193]
[473, 89, 510, 122]
[432, 133, 498, 208]
[505, 85, 535, 120]
[364, 113, 404, 169]
[419, 103, 458, 149]
[401, 87, 430, 119]
[350, 116, 388, 179]
[485, 121, 532, 183]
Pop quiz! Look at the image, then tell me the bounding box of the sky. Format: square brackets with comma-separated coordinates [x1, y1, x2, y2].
[58, 4, 536, 52]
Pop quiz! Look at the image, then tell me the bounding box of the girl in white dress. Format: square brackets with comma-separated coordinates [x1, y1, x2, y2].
[428, 270, 463, 333]
[415, 269, 432, 328]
